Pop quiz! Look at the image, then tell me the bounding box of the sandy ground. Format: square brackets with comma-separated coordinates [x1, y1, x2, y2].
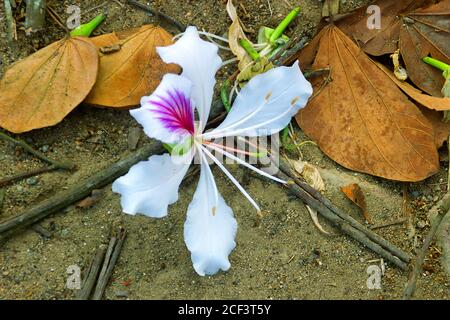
[0, 0, 448, 300]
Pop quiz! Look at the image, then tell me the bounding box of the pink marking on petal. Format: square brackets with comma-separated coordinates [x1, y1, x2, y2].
[149, 89, 195, 135]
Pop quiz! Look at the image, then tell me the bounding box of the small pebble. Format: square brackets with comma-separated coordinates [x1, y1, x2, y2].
[115, 290, 129, 298]
[410, 191, 419, 198]
[26, 177, 38, 186]
[40, 145, 49, 153]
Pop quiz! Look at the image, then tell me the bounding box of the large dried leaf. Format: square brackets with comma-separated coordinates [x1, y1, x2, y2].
[226, 0, 253, 71]
[295, 25, 439, 182]
[0, 37, 98, 133]
[400, 1, 450, 96]
[375, 61, 450, 111]
[337, 0, 449, 96]
[85, 25, 179, 108]
[336, 0, 429, 56]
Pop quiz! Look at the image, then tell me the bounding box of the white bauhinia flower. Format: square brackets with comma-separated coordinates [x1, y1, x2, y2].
[112, 26, 313, 276]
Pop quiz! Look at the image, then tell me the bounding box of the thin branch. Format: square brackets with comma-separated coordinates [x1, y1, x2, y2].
[75, 247, 106, 300]
[0, 131, 75, 170]
[370, 218, 407, 230]
[126, 0, 186, 32]
[92, 227, 127, 300]
[0, 142, 162, 241]
[403, 195, 450, 299]
[276, 169, 408, 270]
[25, 0, 47, 34]
[277, 157, 411, 264]
[0, 189, 5, 213]
[0, 165, 57, 188]
[4, 0, 15, 43]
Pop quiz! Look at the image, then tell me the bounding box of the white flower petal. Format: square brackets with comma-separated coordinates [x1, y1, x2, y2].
[184, 149, 237, 276]
[157, 26, 222, 131]
[133, 73, 195, 144]
[112, 152, 192, 217]
[203, 61, 313, 139]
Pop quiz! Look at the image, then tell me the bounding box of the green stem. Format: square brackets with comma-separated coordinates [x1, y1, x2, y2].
[281, 126, 290, 145]
[422, 57, 450, 74]
[269, 7, 300, 44]
[220, 80, 232, 113]
[70, 13, 106, 37]
[239, 38, 260, 61]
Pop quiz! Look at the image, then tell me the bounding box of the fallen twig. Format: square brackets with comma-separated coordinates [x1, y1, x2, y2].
[46, 5, 68, 32]
[403, 184, 415, 239]
[276, 169, 408, 270]
[0, 188, 5, 213]
[371, 218, 407, 230]
[0, 165, 57, 188]
[92, 227, 127, 300]
[25, 0, 47, 34]
[31, 223, 52, 238]
[126, 0, 186, 32]
[403, 194, 450, 299]
[76, 247, 106, 300]
[0, 142, 162, 241]
[277, 158, 411, 265]
[0, 131, 75, 170]
[4, 0, 16, 43]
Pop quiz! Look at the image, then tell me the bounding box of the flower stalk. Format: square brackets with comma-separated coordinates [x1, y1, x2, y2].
[70, 13, 106, 37]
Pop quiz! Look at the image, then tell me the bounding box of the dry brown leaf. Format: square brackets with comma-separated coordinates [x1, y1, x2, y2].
[336, 0, 433, 56]
[341, 183, 372, 223]
[85, 25, 179, 108]
[420, 106, 450, 147]
[226, 0, 253, 71]
[399, 1, 450, 96]
[295, 25, 439, 182]
[337, 0, 449, 96]
[293, 160, 325, 192]
[0, 37, 98, 133]
[375, 61, 450, 111]
[76, 189, 104, 208]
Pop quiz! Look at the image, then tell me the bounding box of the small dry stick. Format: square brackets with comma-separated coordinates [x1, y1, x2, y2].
[4, 0, 15, 43]
[25, 0, 47, 34]
[92, 227, 127, 300]
[0, 165, 57, 188]
[0, 189, 5, 213]
[403, 195, 450, 299]
[46, 5, 68, 32]
[31, 224, 52, 238]
[76, 247, 107, 300]
[276, 170, 408, 270]
[126, 0, 186, 32]
[0, 131, 74, 170]
[371, 218, 407, 230]
[277, 158, 411, 264]
[403, 184, 415, 239]
[0, 142, 162, 241]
